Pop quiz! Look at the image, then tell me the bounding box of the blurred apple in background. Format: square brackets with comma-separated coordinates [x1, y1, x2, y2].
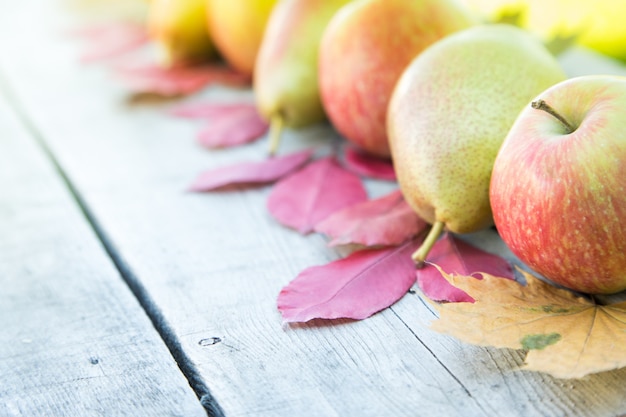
[207, 0, 278, 77]
[461, 0, 626, 61]
[490, 75, 626, 294]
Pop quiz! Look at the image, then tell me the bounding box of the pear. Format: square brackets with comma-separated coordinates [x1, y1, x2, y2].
[318, 0, 477, 158]
[206, 0, 278, 77]
[254, 0, 353, 154]
[461, 0, 626, 61]
[147, 0, 216, 67]
[387, 24, 566, 264]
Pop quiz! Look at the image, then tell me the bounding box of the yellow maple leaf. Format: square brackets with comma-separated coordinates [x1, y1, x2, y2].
[429, 268, 626, 379]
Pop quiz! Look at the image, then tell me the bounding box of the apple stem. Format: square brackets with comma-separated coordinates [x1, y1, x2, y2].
[412, 220, 445, 268]
[268, 114, 284, 156]
[531, 99, 575, 133]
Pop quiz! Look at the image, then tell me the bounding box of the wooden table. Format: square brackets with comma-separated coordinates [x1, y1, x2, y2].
[2, 1, 626, 416]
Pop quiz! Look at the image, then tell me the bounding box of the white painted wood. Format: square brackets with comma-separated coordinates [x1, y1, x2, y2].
[2, 1, 626, 415]
[0, 54, 207, 417]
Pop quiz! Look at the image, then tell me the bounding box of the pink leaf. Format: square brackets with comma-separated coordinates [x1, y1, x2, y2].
[343, 146, 396, 181]
[113, 63, 250, 95]
[168, 101, 267, 147]
[267, 157, 368, 234]
[70, 22, 150, 63]
[196, 106, 269, 148]
[72, 22, 148, 63]
[417, 233, 514, 302]
[189, 149, 314, 191]
[169, 101, 257, 119]
[278, 237, 424, 322]
[315, 190, 427, 247]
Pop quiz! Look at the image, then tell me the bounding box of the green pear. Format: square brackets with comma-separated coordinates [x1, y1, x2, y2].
[387, 24, 566, 264]
[254, 0, 353, 154]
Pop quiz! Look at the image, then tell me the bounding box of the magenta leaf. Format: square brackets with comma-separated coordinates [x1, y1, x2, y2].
[417, 233, 514, 302]
[196, 106, 269, 148]
[315, 189, 427, 247]
[169, 101, 258, 119]
[70, 21, 149, 63]
[267, 157, 368, 234]
[113, 63, 250, 95]
[189, 149, 314, 191]
[278, 237, 424, 322]
[343, 146, 396, 181]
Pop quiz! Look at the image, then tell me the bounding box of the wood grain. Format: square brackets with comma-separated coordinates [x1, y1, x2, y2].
[1, 1, 626, 415]
[0, 57, 207, 417]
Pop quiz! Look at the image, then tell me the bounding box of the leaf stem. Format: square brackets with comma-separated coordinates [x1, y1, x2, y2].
[268, 114, 284, 156]
[531, 99, 575, 133]
[412, 220, 445, 267]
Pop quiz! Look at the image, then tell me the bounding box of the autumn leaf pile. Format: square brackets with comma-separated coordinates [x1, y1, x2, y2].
[68, 0, 626, 380]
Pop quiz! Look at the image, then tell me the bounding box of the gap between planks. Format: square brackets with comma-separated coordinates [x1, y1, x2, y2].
[0, 68, 225, 417]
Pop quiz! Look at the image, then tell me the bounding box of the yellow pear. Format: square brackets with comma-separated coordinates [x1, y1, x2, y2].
[387, 24, 566, 264]
[147, 0, 216, 66]
[461, 0, 626, 61]
[206, 0, 278, 77]
[254, 0, 353, 154]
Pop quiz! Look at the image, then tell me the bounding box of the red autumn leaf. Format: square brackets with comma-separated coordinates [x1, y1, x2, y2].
[70, 21, 149, 63]
[196, 106, 269, 148]
[417, 233, 514, 302]
[343, 146, 396, 181]
[315, 189, 427, 247]
[168, 101, 267, 147]
[267, 157, 368, 234]
[189, 149, 314, 191]
[278, 236, 424, 322]
[113, 63, 250, 95]
[169, 101, 258, 119]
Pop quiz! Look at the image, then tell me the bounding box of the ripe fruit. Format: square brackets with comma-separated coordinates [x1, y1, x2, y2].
[491, 75, 626, 294]
[319, 0, 476, 158]
[460, 0, 626, 61]
[254, 0, 352, 154]
[206, 0, 278, 77]
[387, 24, 566, 264]
[147, 0, 215, 66]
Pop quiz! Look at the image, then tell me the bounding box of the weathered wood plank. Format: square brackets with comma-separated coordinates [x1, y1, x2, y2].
[0, 48, 207, 417]
[2, 1, 626, 415]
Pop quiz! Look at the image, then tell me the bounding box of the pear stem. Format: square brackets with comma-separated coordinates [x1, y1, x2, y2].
[412, 221, 445, 268]
[531, 99, 575, 133]
[268, 114, 284, 156]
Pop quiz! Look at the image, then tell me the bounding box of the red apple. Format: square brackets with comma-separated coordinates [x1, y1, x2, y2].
[490, 75, 626, 294]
